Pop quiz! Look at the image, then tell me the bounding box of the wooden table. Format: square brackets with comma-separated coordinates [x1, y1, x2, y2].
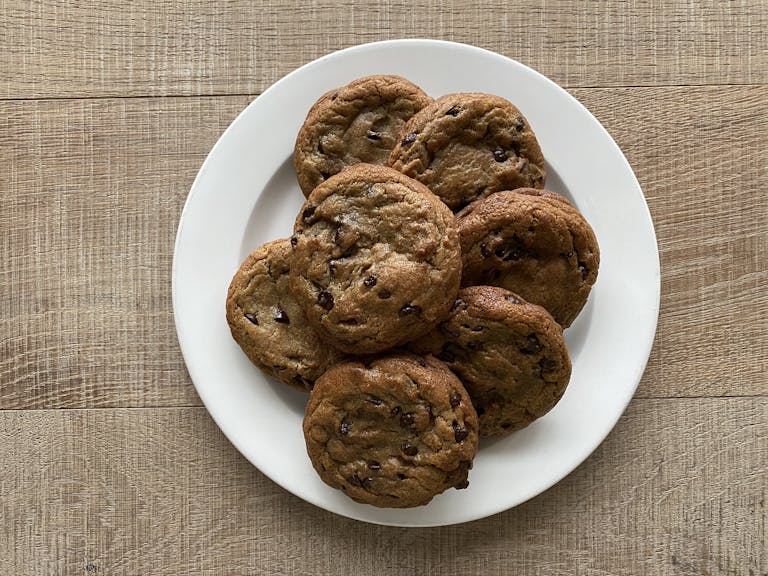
[2, 2, 766, 574]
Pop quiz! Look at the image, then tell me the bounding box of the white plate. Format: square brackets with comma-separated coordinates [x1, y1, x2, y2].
[173, 39, 660, 527]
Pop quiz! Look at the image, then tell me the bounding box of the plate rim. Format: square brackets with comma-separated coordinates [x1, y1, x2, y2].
[172, 38, 661, 527]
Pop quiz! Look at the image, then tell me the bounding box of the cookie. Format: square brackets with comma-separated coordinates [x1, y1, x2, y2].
[387, 93, 546, 211]
[289, 163, 462, 354]
[294, 75, 432, 196]
[226, 238, 345, 391]
[457, 189, 599, 327]
[303, 353, 479, 508]
[409, 286, 571, 436]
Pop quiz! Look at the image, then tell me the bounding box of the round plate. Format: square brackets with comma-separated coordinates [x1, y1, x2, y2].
[173, 39, 660, 527]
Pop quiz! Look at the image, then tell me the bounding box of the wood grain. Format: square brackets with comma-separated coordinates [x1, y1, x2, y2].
[1, 0, 766, 99]
[568, 86, 768, 398]
[0, 96, 250, 409]
[2, 87, 765, 409]
[0, 398, 765, 575]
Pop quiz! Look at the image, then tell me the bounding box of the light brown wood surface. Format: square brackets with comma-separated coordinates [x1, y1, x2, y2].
[1, 1, 766, 574]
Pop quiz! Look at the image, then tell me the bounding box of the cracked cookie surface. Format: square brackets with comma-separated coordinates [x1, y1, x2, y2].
[303, 353, 479, 508]
[294, 75, 432, 196]
[458, 189, 599, 327]
[409, 286, 571, 436]
[387, 93, 546, 211]
[289, 164, 462, 354]
[226, 238, 345, 391]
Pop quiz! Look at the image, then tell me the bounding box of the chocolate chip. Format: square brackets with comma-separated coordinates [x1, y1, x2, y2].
[331, 92, 338, 100]
[454, 479, 470, 490]
[561, 251, 574, 260]
[450, 298, 468, 313]
[366, 396, 384, 407]
[503, 248, 523, 261]
[515, 114, 526, 130]
[317, 140, 325, 154]
[367, 131, 382, 140]
[476, 406, 486, 416]
[399, 304, 421, 317]
[579, 263, 589, 280]
[470, 325, 485, 332]
[453, 420, 469, 442]
[399, 412, 416, 430]
[493, 148, 508, 162]
[397, 473, 407, 480]
[302, 205, 316, 220]
[539, 357, 558, 371]
[274, 308, 290, 324]
[501, 422, 512, 429]
[339, 318, 358, 325]
[290, 236, 298, 247]
[521, 333, 542, 355]
[480, 243, 492, 258]
[244, 313, 259, 325]
[378, 289, 391, 299]
[401, 132, 417, 146]
[361, 477, 373, 489]
[317, 290, 334, 310]
[401, 442, 418, 456]
[449, 390, 462, 408]
[319, 170, 332, 179]
[505, 294, 521, 304]
[445, 106, 460, 116]
[347, 474, 362, 487]
[339, 420, 350, 435]
[328, 260, 338, 276]
[363, 274, 377, 287]
[390, 406, 401, 416]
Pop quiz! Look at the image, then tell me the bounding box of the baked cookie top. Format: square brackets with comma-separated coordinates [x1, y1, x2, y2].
[457, 188, 599, 327]
[303, 353, 478, 508]
[289, 164, 462, 354]
[409, 286, 571, 436]
[294, 75, 432, 196]
[225, 238, 345, 391]
[387, 93, 546, 211]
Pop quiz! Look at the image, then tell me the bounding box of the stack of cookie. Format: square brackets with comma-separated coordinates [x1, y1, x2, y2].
[226, 75, 599, 508]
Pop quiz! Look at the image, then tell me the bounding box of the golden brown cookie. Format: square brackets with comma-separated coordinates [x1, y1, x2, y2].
[289, 164, 462, 354]
[294, 75, 432, 196]
[457, 189, 599, 327]
[387, 93, 546, 210]
[226, 238, 345, 391]
[409, 286, 571, 436]
[303, 353, 479, 508]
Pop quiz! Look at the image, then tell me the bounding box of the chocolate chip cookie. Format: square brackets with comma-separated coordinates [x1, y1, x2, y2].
[387, 93, 546, 211]
[294, 75, 432, 196]
[457, 189, 599, 327]
[409, 286, 571, 436]
[303, 353, 479, 508]
[226, 238, 345, 391]
[289, 163, 462, 354]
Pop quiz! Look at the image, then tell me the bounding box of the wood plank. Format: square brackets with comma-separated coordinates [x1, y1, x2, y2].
[0, 96, 250, 409]
[1, 0, 766, 99]
[569, 86, 768, 399]
[2, 86, 766, 409]
[0, 399, 764, 574]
